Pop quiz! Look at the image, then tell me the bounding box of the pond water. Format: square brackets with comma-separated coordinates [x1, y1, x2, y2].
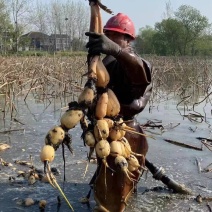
[0, 91, 211, 212]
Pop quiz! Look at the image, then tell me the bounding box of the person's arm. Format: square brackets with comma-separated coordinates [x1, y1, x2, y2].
[120, 84, 152, 118]
[115, 47, 152, 117]
[85, 32, 153, 117]
[85, 32, 151, 86]
[116, 48, 151, 85]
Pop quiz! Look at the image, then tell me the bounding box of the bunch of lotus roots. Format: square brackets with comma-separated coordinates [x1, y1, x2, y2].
[40, 0, 145, 192]
[40, 55, 145, 185]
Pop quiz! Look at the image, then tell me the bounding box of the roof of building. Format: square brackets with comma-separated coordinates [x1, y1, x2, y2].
[21, 31, 49, 39]
[50, 34, 70, 39]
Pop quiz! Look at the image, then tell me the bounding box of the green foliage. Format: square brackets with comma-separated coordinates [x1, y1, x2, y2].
[174, 5, 209, 55]
[0, 0, 14, 54]
[18, 36, 31, 48]
[175, 5, 209, 35]
[71, 37, 87, 51]
[15, 50, 87, 57]
[16, 51, 48, 57]
[55, 51, 87, 57]
[135, 4, 211, 56]
[154, 18, 185, 55]
[135, 26, 156, 55]
[0, 0, 11, 27]
[194, 35, 212, 56]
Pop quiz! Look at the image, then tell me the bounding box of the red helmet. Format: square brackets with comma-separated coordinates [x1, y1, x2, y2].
[103, 13, 136, 39]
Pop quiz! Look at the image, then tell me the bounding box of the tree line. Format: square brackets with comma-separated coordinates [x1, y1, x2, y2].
[135, 4, 212, 56]
[0, 0, 211, 56]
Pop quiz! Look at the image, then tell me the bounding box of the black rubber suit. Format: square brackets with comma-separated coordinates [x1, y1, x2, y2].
[103, 46, 152, 120]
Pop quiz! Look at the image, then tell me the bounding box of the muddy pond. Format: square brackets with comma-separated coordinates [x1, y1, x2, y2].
[0, 91, 211, 212]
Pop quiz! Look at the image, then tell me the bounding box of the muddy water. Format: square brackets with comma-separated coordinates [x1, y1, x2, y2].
[0, 93, 211, 212]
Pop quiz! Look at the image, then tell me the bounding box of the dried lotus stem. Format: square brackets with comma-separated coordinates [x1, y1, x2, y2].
[123, 128, 155, 139]
[83, 161, 89, 179]
[121, 137, 145, 158]
[46, 163, 74, 211]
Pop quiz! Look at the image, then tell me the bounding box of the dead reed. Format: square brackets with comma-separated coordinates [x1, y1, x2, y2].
[146, 56, 212, 122]
[0, 56, 87, 120]
[0, 55, 211, 121]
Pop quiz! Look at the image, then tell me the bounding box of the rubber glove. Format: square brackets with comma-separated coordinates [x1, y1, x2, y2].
[85, 32, 121, 56]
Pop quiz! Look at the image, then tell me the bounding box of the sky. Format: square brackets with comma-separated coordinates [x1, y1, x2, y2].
[102, 0, 212, 34]
[43, 0, 212, 34]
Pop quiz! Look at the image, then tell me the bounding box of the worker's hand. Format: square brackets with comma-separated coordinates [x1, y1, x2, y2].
[85, 32, 121, 56]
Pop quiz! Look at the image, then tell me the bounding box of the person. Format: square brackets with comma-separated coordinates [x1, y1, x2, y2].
[85, 13, 152, 122]
[85, 13, 153, 212]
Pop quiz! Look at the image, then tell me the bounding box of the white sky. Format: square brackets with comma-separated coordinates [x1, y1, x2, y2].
[42, 0, 212, 34]
[101, 0, 212, 33]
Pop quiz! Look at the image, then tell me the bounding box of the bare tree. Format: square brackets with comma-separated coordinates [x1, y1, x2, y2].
[48, 0, 89, 51]
[27, 0, 49, 33]
[163, 0, 174, 19]
[64, 0, 89, 50]
[7, 0, 32, 51]
[74, 1, 89, 49]
[0, 0, 13, 54]
[5, 0, 90, 52]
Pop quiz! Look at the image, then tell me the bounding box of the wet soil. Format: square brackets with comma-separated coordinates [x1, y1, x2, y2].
[0, 95, 211, 212]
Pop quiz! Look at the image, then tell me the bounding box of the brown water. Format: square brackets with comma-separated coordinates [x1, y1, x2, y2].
[0, 92, 211, 212]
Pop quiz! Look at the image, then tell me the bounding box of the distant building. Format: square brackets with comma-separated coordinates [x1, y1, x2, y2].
[20, 31, 51, 51]
[20, 31, 71, 51]
[50, 34, 70, 51]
